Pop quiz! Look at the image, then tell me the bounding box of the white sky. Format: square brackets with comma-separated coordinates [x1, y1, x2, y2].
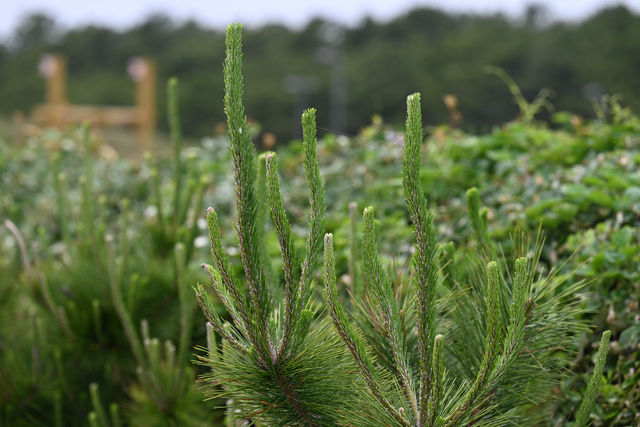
[1, 0, 639, 41]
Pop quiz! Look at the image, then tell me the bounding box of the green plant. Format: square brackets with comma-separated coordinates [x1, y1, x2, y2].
[0, 91, 215, 426]
[323, 94, 610, 426]
[196, 23, 611, 426]
[485, 66, 553, 124]
[196, 23, 354, 425]
[148, 77, 209, 262]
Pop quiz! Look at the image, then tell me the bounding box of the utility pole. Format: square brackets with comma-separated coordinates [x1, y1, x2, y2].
[316, 23, 347, 135]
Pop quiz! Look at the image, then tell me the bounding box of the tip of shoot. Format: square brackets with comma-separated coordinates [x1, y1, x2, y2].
[407, 92, 421, 104]
[324, 233, 333, 245]
[515, 257, 528, 268]
[302, 108, 316, 119]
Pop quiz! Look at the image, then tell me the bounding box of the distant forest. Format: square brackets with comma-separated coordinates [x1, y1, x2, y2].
[1, 5, 639, 141]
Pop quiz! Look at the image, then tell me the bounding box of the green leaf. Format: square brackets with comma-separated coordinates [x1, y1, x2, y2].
[619, 324, 640, 348]
[611, 227, 633, 248]
[587, 190, 613, 207]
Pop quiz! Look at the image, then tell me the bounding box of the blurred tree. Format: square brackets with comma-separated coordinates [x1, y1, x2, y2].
[1, 6, 639, 140]
[10, 13, 58, 51]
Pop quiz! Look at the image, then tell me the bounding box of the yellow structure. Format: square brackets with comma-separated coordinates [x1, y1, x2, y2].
[31, 54, 156, 142]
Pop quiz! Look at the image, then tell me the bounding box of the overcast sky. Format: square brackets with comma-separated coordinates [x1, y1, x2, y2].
[2, 0, 639, 40]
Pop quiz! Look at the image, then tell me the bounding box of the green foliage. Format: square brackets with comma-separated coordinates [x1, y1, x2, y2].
[3, 15, 638, 426]
[0, 81, 219, 426]
[148, 77, 209, 262]
[196, 24, 353, 425]
[322, 93, 603, 426]
[192, 23, 614, 426]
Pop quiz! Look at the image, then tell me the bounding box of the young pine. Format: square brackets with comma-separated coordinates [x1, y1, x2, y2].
[323, 93, 611, 426]
[195, 23, 354, 426]
[196, 23, 610, 427]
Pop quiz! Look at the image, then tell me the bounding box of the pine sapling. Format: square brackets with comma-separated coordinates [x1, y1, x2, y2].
[196, 23, 352, 426]
[149, 77, 208, 261]
[196, 22, 612, 427]
[323, 93, 611, 426]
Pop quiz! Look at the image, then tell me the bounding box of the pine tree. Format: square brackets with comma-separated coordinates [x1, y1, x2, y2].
[324, 93, 611, 426]
[195, 23, 354, 426]
[196, 23, 611, 426]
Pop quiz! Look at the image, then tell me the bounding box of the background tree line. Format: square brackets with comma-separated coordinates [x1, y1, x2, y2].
[0, 4, 639, 141]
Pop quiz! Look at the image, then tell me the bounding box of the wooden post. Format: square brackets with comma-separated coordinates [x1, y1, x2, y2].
[39, 54, 67, 126]
[129, 57, 156, 144]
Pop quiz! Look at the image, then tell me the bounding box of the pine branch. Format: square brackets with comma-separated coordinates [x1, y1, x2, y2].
[52, 167, 72, 249]
[35, 266, 73, 339]
[205, 208, 246, 315]
[177, 175, 197, 229]
[53, 391, 63, 427]
[462, 257, 531, 411]
[92, 300, 103, 343]
[427, 334, 444, 426]
[196, 25, 349, 426]
[278, 107, 327, 360]
[109, 404, 122, 427]
[439, 241, 457, 288]
[205, 322, 218, 365]
[150, 167, 166, 230]
[444, 261, 503, 426]
[402, 93, 439, 426]
[195, 283, 249, 355]
[80, 123, 97, 250]
[201, 263, 244, 334]
[256, 153, 275, 286]
[499, 257, 528, 367]
[4, 219, 32, 280]
[185, 176, 209, 262]
[362, 206, 419, 421]
[88, 413, 100, 427]
[324, 233, 410, 427]
[485, 262, 503, 362]
[224, 23, 273, 363]
[575, 330, 611, 427]
[204, 207, 264, 356]
[117, 199, 131, 285]
[264, 152, 300, 361]
[298, 108, 326, 305]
